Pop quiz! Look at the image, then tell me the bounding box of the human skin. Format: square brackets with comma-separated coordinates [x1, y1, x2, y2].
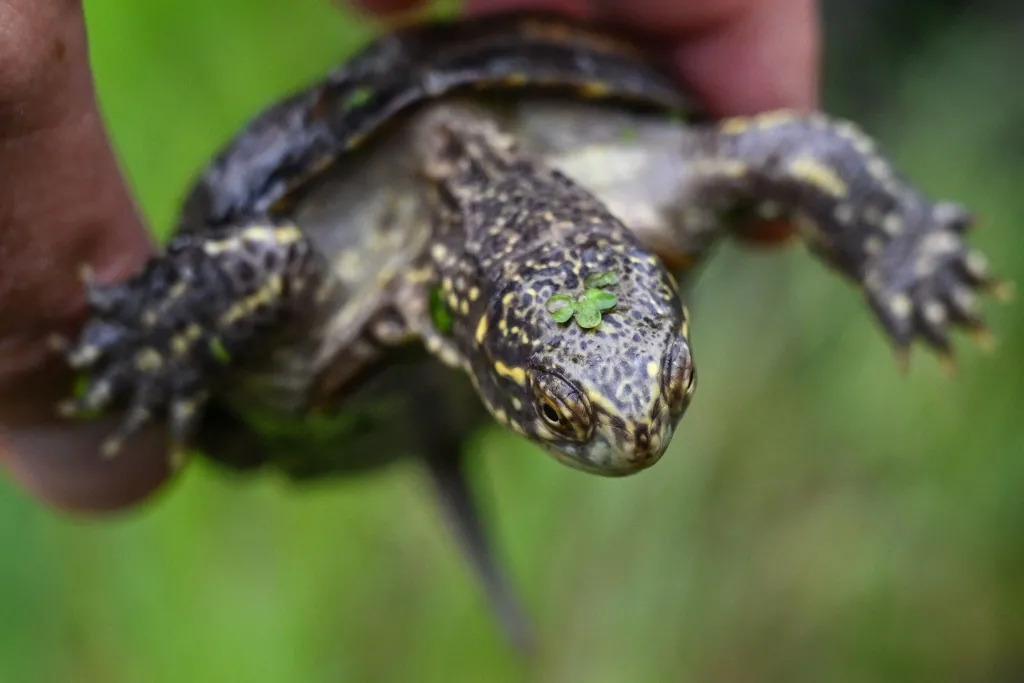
[0, 0, 819, 513]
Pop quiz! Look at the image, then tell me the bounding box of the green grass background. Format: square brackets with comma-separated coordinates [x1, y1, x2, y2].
[2, 1, 1023, 681]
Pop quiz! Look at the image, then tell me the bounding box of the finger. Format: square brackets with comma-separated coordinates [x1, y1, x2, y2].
[1, 423, 174, 514]
[0, 0, 154, 411]
[595, 0, 821, 113]
[0, 0, 168, 511]
[350, 0, 591, 17]
[355, 0, 820, 113]
[466, 0, 591, 17]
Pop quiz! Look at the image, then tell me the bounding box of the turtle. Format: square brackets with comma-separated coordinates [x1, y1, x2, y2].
[54, 10, 1007, 651]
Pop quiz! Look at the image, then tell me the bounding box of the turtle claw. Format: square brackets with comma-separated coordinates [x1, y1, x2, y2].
[891, 346, 911, 374]
[55, 273, 214, 459]
[970, 327, 998, 352]
[79, 264, 124, 316]
[862, 203, 1005, 367]
[937, 351, 958, 378]
[98, 405, 154, 458]
[55, 316, 212, 458]
[47, 333, 70, 354]
[990, 279, 1015, 303]
[55, 318, 163, 458]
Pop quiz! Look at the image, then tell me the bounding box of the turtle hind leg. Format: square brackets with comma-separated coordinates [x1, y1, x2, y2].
[423, 450, 536, 656]
[55, 221, 324, 458]
[684, 111, 1009, 362]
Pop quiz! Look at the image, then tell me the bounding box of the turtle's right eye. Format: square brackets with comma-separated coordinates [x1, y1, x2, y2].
[530, 370, 592, 441]
[540, 399, 563, 426]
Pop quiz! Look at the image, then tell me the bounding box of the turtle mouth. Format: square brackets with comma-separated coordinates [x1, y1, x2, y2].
[538, 407, 672, 477]
[602, 408, 673, 474]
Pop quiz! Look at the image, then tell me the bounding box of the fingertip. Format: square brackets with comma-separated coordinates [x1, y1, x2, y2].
[1, 421, 174, 514]
[465, 0, 591, 17]
[670, 0, 822, 114]
[593, 0, 821, 114]
[345, 0, 820, 114]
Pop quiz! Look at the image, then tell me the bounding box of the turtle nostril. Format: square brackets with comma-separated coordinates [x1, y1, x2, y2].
[633, 427, 652, 461]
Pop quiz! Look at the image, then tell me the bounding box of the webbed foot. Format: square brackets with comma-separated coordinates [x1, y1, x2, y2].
[53, 224, 320, 458]
[692, 110, 1010, 366]
[53, 262, 225, 459]
[857, 202, 1010, 369]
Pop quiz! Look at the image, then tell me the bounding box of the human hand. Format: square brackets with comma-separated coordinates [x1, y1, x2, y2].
[0, 0, 819, 514]
[0, 0, 170, 514]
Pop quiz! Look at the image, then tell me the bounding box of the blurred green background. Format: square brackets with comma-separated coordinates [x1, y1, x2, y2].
[2, 1, 1023, 681]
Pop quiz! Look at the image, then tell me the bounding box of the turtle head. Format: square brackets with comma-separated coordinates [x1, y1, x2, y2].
[469, 239, 696, 477]
[420, 110, 694, 475]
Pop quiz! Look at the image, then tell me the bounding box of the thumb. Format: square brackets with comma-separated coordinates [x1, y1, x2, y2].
[0, 0, 170, 512]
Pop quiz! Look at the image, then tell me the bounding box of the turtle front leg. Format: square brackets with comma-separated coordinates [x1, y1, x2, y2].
[682, 111, 1010, 363]
[54, 222, 324, 458]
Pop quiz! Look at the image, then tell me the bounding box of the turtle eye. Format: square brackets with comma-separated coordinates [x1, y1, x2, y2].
[540, 399, 563, 425]
[663, 337, 696, 416]
[530, 371, 592, 440]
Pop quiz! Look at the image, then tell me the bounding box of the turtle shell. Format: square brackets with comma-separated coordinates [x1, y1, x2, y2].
[176, 11, 695, 234]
